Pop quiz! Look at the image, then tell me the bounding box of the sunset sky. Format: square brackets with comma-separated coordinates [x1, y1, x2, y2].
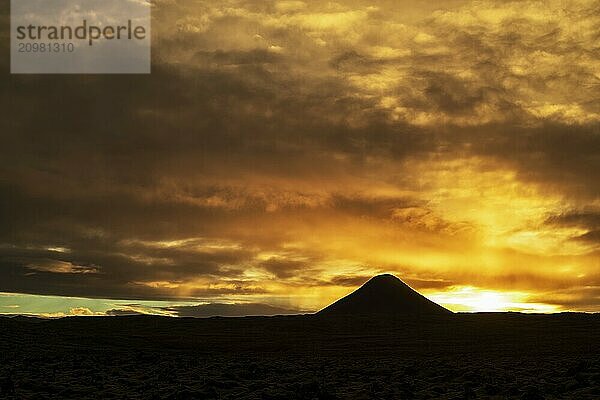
[1, 0, 599, 316]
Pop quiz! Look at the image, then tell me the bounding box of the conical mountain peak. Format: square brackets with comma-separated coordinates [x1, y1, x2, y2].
[363, 273, 404, 286]
[317, 274, 451, 316]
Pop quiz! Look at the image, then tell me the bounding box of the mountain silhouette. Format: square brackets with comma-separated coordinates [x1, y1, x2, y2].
[317, 274, 451, 316]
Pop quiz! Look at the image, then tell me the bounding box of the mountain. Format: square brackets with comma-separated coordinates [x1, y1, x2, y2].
[317, 274, 451, 316]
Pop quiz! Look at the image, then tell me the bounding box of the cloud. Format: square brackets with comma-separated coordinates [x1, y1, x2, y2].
[259, 258, 311, 279]
[327, 274, 372, 287]
[0, 0, 598, 312]
[545, 210, 600, 245]
[546, 211, 600, 229]
[69, 307, 96, 316]
[25, 260, 99, 274]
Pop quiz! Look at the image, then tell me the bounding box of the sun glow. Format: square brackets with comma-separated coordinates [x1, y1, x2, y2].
[427, 286, 560, 313]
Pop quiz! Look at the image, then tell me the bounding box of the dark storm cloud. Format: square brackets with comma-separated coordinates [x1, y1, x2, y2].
[575, 230, 600, 244]
[0, 231, 259, 300]
[464, 123, 600, 199]
[0, 260, 266, 301]
[259, 258, 311, 279]
[546, 211, 600, 229]
[546, 210, 600, 244]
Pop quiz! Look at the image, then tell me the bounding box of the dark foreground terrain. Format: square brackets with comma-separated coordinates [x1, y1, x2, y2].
[0, 313, 599, 399]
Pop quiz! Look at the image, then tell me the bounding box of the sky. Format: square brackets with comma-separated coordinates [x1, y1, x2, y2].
[0, 0, 599, 316]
